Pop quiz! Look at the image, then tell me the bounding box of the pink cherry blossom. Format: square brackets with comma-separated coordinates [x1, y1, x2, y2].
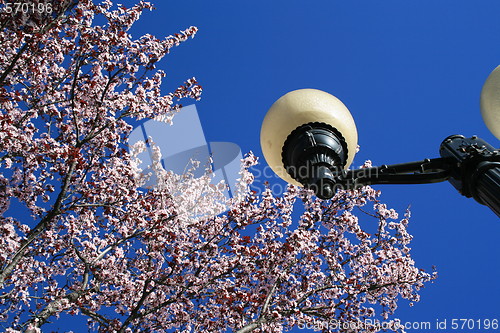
[0, 1, 435, 332]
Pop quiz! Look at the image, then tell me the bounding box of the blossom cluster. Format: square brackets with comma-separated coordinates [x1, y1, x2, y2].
[0, 0, 435, 332]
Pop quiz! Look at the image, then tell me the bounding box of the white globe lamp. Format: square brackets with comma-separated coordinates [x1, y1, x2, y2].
[480, 65, 500, 140]
[260, 89, 358, 199]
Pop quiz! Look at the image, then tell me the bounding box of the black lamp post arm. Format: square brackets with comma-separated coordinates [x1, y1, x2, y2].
[342, 157, 455, 186]
[280, 124, 499, 216]
[337, 135, 500, 217]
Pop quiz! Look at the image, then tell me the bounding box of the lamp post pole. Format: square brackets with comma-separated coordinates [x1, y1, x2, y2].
[440, 135, 500, 216]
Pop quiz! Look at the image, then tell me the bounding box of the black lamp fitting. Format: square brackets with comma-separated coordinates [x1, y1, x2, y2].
[281, 122, 348, 199]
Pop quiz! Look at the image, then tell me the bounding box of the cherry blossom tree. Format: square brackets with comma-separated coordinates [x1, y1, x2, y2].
[0, 0, 436, 332]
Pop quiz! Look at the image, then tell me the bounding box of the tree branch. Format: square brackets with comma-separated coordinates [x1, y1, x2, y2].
[0, 1, 78, 87]
[80, 308, 110, 326]
[117, 279, 151, 333]
[24, 288, 84, 330]
[236, 319, 267, 333]
[0, 160, 77, 288]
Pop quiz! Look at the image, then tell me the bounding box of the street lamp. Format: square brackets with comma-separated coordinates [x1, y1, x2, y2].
[260, 89, 358, 199]
[260, 70, 500, 217]
[481, 65, 500, 140]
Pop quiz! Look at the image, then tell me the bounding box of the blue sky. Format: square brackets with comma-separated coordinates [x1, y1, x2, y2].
[57, 0, 500, 331]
